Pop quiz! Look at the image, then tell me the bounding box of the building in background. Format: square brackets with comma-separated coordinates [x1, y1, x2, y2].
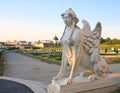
[4, 40, 31, 49]
[32, 40, 54, 48]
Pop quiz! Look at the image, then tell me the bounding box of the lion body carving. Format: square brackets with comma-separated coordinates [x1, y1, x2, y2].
[53, 8, 109, 84]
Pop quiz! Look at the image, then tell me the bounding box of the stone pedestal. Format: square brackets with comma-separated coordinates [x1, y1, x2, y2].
[48, 76, 117, 93]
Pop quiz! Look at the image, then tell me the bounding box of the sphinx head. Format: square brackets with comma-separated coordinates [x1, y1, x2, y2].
[61, 8, 79, 26]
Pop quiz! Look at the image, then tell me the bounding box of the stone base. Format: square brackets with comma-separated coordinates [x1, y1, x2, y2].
[47, 76, 117, 93]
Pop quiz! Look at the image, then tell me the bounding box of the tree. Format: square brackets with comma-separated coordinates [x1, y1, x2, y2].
[106, 37, 111, 41]
[53, 35, 58, 45]
[100, 37, 105, 44]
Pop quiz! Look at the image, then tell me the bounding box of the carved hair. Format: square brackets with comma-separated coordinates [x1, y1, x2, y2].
[61, 8, 79, 24]
[60, 8, 80, 41]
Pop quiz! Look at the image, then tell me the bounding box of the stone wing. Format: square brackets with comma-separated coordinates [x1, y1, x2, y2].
[83, 22, 102, 54]
[82, 20, 91, 34]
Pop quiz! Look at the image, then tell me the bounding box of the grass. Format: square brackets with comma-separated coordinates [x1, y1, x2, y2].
[115, 87, 120, 93]
[26, 54, 61, 65]
[111, 58, 120, 64]
[100, 44, 120, 50]
[103, 57, 120, 64]
[0, 53, 4, 76]
[14, 48, 120, 65]
[100, 53, 119, 55]
[16, 49, 62, 65]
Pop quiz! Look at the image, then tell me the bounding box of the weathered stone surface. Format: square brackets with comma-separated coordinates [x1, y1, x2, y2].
[48, 8, 118, 93]
[53, 8, 109, 85]
[48, 76, 117, 93]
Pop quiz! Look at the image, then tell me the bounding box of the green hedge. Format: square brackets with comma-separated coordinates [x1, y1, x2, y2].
[100, 44, 120, 50]
[0, 53, 4, 75]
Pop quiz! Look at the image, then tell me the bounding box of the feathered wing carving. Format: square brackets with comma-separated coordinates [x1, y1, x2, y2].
[82, 22, 102, 55]
[82, 20, 91, 34]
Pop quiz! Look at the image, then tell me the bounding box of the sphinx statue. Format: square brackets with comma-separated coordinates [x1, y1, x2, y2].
[48, 8, 118, 93]
[53, 8, 109, 84]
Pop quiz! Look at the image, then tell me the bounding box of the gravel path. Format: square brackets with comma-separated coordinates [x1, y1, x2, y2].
[3, 51, 63, 85]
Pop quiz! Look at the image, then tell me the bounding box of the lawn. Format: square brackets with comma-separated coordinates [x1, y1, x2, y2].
[111, 58, 120, 64]
[0, 52, 4, 76]
[16, 49, 62, 65]
[100, 44, 120, 50]
[15, 48, 120, 66]
[6, 48, 120, 68]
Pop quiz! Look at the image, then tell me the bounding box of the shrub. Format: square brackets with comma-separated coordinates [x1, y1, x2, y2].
[0, 53, 4, 75]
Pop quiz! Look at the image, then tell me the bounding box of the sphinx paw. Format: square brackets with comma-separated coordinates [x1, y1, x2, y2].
[53, 74, 62, 80]
[88, 75, 97, 81]
[64, 78, 72, 85]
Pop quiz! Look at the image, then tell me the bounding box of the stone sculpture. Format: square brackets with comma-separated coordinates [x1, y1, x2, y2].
[48, 8, 118, 93]
[53, 8, 109, 84]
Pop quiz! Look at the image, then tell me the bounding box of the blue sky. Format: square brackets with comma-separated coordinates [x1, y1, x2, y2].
[0, 0, 120, 41]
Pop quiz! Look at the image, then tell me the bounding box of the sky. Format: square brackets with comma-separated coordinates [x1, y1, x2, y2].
[0, 0, 120, 41]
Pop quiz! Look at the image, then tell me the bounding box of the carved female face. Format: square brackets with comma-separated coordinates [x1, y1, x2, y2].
[62, 13, 73, 26]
